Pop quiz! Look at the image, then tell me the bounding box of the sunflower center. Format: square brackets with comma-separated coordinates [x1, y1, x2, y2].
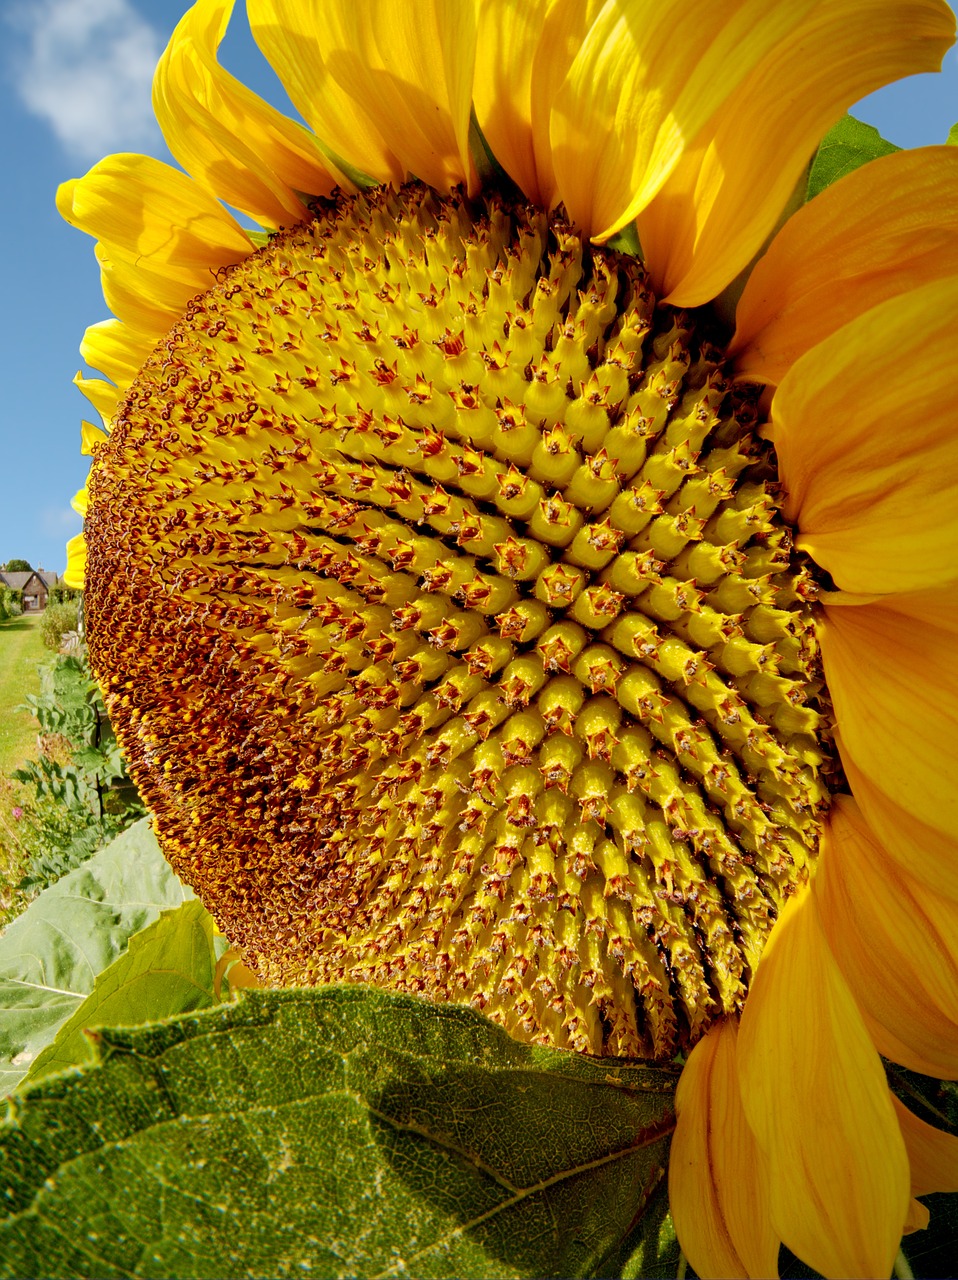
[86, 183, 838, 1059]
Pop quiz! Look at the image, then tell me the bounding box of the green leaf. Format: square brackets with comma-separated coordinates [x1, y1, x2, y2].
[947, 122, 958, 147]
[805, 113, 899, 202]
[23, 900, 217, 1088]
[0, 987, 679, 1280]
[589, 1179, 680, 1279]
[0, 820, 194, 1093]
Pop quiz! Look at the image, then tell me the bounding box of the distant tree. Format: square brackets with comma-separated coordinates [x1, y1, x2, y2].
[2, 558, 32, 572]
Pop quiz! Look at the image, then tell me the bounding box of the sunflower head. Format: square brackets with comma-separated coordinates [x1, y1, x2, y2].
[83, 177, 840, 1058]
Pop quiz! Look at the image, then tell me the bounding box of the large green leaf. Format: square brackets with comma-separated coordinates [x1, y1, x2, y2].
[0, 987, 680, 1280]
[23, 900, 217, 1088]
[0, 820, 193, 1093]
[805, 113, 899, 202]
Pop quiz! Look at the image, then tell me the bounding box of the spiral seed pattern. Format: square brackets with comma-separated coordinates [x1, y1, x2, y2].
[85, 183, 837, 1058]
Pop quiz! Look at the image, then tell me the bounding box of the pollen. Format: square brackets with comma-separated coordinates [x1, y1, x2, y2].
[84, 183, 839, 1059]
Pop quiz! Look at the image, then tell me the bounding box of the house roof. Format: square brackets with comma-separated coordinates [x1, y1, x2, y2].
[0, 570, 59, 590]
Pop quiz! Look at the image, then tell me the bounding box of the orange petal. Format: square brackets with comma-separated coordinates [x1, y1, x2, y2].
[904, 1198, 931, 1234]
[248, 0, 476, 194]
[154, 0, 336, 228]
[893, 1095, 958, 1197]
[814, 796, 958, 1080]
[841, 753, 958, 904]
[670, 1020, 780, 1279]
[771, 274, 958, 594]
[732, 146, 958, 386]
[738, 884, 910, 1278]
[819, 588, 958, 843]
[638, 3, 956, 307]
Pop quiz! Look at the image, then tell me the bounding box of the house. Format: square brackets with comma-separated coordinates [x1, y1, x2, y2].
[0, 568, 60, 612]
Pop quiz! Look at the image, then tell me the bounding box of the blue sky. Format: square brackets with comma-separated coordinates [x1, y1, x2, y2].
[0, 0, 956, 577]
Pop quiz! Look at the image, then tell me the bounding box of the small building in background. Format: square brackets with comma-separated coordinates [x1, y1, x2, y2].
[0, 568, 60, 612]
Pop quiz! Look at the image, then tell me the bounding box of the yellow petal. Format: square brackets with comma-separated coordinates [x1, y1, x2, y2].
[820, 588, 958, 841]
[670, 1020, 779, 1279]
[814, 794, 958, 1080]
[80, 421, 109, 455]
[842, 753, 958, 903]
[551, 0, 831, 242]
[474, 0, 603, 208]
[772, 274, 958, 593]
[637, 2, 956, 307]
[96, 244, 197, 340]
[74, 372, 120, 430]
[473, 0, 551, 205]
[57, 154, 252, 284]
[893, 1096, 958, 1197]
[154, 0, 335, 229]
[248, 0, 476, 194]
[63, 534, 87, 591]
[71, 487, 89, 518]
[732, 146, 958, 386]
[80, 320, 154, 391]
[248, 0, 400, 185]
[738, 884, 910, 1278]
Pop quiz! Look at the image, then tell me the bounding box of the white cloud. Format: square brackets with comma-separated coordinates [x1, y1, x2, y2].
[7, 0, 165, 162]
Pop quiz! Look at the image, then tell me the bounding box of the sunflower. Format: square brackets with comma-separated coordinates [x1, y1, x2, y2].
[57, 1, 958, 1275]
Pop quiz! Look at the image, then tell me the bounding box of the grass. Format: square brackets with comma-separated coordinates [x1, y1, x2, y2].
[0, 614, 50, 924]
[0, 614, 48, 775]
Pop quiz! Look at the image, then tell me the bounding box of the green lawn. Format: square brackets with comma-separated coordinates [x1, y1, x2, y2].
[0, 614, 48, 776]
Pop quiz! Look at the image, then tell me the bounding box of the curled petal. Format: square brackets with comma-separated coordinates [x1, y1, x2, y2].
[154, 0, 336, 228]
[249, 0, 476, 193]
[551, 0, 824, 241]
[893, 1095, 958, 1198]
[841, 753, 958, 903]
[814, 795, 958, 1080]
[638, 2, 956, 306]
[732, 146, 958, 385]
[738, 884, 910, 1278]
[772, 275, 958, 594]
[820, 588, 958, 842]
[670, 1020, 779, 1278]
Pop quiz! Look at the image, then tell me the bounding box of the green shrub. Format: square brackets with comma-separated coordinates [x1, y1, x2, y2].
[46, 584, 81, 608]
[12, 651, 145, 889]
[39, 599, 80, 651]
[1, 587, 22, 616]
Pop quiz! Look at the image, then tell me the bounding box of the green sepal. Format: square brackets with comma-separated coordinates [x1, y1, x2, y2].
[0, 987, 679, 1280]
[805, 113, 899, 202]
